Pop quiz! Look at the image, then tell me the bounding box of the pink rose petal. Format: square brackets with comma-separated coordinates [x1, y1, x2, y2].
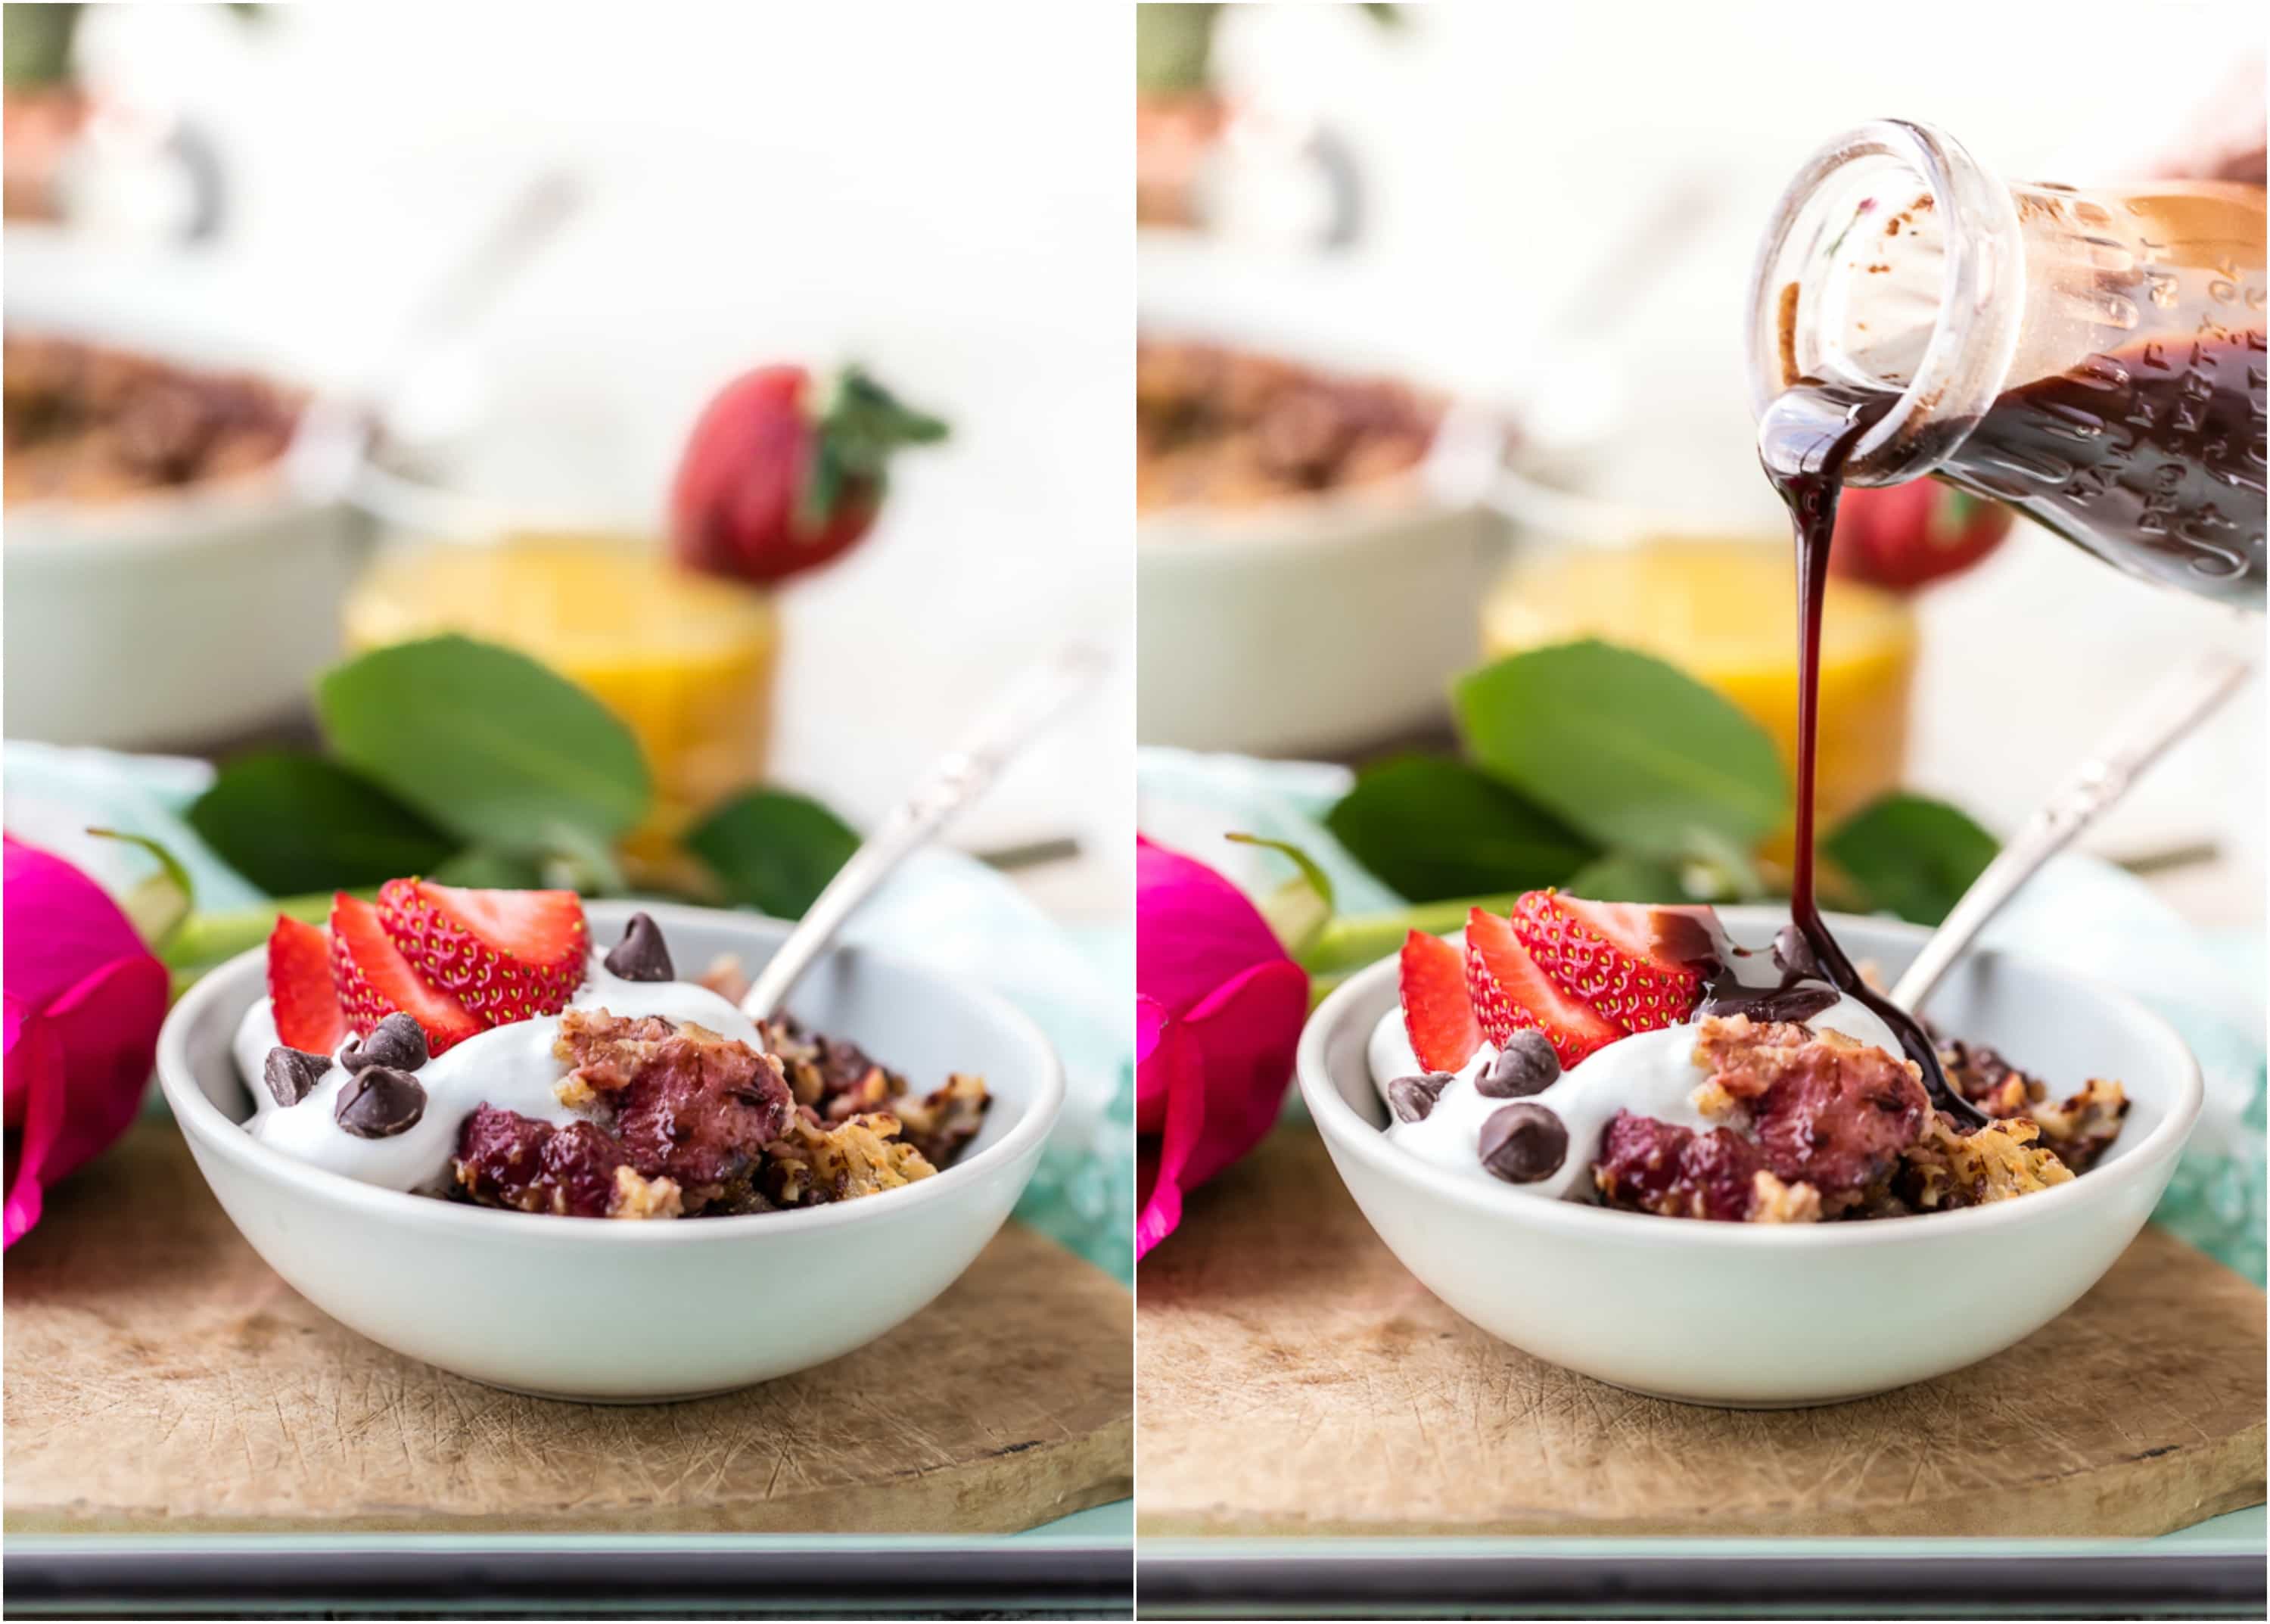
[3, 836, 169, 1248]
[1134, 837, 1310, 1258]
[1137, 835, 1290, 1021]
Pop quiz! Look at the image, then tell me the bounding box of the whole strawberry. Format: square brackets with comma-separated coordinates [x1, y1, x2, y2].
[670, 363, 948, 587]
[1830, 479, 2014, 591]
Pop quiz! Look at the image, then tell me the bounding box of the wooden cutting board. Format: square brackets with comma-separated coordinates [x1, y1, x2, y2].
[1138, 1124, 2265, 1538]
[5, 1122, 1132, 1535]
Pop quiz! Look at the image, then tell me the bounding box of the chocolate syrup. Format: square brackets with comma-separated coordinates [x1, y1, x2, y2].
[1948, 337, 2265, 604]
[1755, 381, 1989, 1125]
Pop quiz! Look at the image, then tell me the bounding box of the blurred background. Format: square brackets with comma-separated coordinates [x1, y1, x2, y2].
[4, 2, 1131, 922]
[1135, 0, 2265, 935]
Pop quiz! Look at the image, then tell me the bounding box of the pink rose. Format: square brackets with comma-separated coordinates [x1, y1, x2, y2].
[5, 835, 169, 1248]
[1136, 835, 1308, 1259]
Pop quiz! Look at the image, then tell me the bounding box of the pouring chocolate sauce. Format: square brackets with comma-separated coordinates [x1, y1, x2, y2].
[1743, 121, 2265, 1125]
[1755, 381, 1987, 1122]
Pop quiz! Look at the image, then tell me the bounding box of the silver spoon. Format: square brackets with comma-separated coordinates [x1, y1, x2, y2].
[1889, 646, 2255, 1013]
[739, 641, 1111, 1023]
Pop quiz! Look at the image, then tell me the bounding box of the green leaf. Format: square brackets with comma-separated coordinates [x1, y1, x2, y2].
[87, 827, 196, 947]
[187, 751, 458, 896]
[1135, 2, 1220, 94]
[1563, 853, 1691, 904]
[807, 366, 950, 526]
[86, 826, 194, 907]
[316, 636, 651, 862]
[1323, 754, 1598, 904]
[685, 789, 860, 919]
[1454, 640, 1787, 863]
[428, 848, 551, 891]
[1224, 832, 1336, 912]
[1826, 793, 1998, 926]
[1227, 833, 1338, 959]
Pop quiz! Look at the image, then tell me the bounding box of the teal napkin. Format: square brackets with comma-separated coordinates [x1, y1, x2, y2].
[1140, 745, 2267, 1284]
[4, 741, 1135, 1283]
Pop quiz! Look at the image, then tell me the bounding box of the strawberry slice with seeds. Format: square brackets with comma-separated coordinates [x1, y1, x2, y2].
[1465, 906, 1621, 1069]
[1400, 929, 1483, 1073]
[330, 892, 486, 1054]
[1510, 890, 1713, 1034]
[268, 915, 347, 1055]
[377, 878, 589, 1025]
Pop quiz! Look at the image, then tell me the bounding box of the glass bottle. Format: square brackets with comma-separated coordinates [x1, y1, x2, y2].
[1746, 120, 2265, 607]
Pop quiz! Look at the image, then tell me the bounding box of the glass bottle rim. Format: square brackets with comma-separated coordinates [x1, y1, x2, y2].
[1745, 118, 2025, 485]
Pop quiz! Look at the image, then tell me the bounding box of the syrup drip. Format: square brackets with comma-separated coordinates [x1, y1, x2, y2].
[1756, 382, 1989, 1126]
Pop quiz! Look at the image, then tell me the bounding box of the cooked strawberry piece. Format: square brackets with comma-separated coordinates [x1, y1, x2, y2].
[1594, 1111, 1772, 1221]
[1510, 891, 1712, 1033]
[329, 892, 486, 1054]
[1400, 929, 1482, 1073]
[378, 878, 588, 1025]
[267, 916, 346, 1055]
[1464, 907, 1620, 1069]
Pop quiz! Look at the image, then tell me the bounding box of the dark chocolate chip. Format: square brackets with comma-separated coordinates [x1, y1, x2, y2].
[1477, 1031, 1560, 1097]
[335, 1066, 426, 1139]
[340, 1011, 429, 1074]
[1479, 1103, 1569, 1184]
[1386, 1072, 1454, 1123]
[604, 911, 674, 983]
[263, 1046, 331, 1108]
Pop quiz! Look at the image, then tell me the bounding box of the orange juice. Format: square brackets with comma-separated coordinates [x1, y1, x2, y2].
[1480, 540, 1916, 858]
[343, 534, 779, 845]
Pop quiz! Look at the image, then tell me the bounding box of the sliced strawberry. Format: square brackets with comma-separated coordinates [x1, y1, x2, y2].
[1510, 891, 1711, 1034]
[1556, 894, 1721, 978]
[267, 915, 347, 1055]
[1465, 907, 1621, 1069]
[329, 892, 486, 1055]
[377, 878, 588, 1025]
[1400, 929, 1482, 1073]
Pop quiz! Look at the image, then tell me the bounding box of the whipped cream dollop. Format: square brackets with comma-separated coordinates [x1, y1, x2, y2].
[232, 954, 762, 1194]
[1370, 990, 1902, 1201]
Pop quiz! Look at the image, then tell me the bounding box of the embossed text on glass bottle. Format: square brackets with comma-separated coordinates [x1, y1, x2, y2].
[1749, 120, 2265, 607]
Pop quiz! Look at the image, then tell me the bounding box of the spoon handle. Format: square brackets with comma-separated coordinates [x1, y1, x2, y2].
[739, 641, 1111, 1022]
[1889, 647, 2253, 1013]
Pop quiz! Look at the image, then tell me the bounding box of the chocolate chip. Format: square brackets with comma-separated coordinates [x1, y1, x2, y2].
[1387, 1072, 1454, 1123]
[1479, 1103, 1569, 1184]
[263, 1046, 331, 1108]
[335, 1066, 426, 1138]
[604, 911, 673, 983]
[1477, 1031, 1559, 1097]
[340, 1011, 428, 1074]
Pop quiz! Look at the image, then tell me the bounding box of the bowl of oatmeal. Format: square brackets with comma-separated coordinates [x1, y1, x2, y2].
[1133, 328, 1503, 757]
[1295, 902, 2201, 1406]
[157, 898, 1064, 1400]
[1, 237, 378, 748]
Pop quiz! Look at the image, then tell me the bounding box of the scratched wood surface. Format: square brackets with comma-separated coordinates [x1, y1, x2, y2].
[5, 1123, 1132, 1535]
[1137, 1124, 2266, 1538]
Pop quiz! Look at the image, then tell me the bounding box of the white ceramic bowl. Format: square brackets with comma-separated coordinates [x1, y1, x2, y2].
[3, 234, 371, 748]
[157, 901, 1064, 1401]
[1296, 906, 2203, 1407]
[1138, 482, 1495, 756]
[1133, 249, 1614, 758]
